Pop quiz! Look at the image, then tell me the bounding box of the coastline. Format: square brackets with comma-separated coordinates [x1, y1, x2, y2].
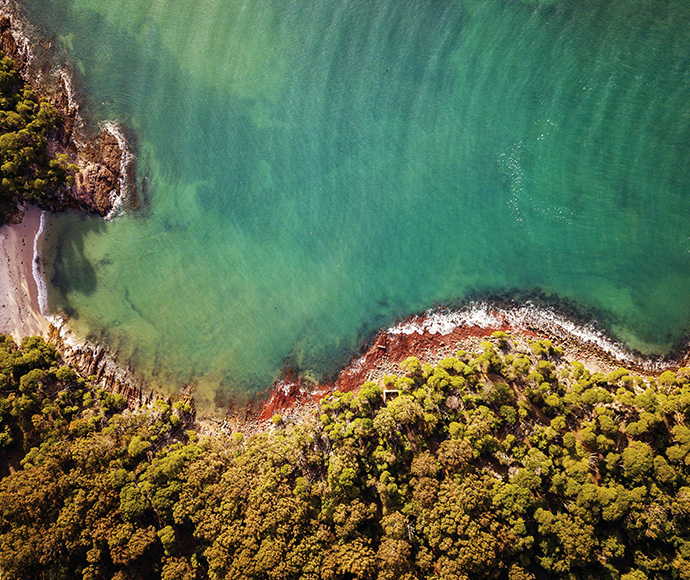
[0, 206, 50, 343]
[0, 2, 135, 219]
[242, 302, 690, 435]
[0, 1, 688, 439]
[3, 207, 687, 437]
[0, 2, 145, 405]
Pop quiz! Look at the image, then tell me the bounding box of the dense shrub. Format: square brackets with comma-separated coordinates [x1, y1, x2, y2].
[2, 334, 690, 579]
[0, 54, 76, 224]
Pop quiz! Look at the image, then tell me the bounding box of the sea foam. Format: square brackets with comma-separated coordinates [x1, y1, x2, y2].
[31, 210, 49, 317]
[103, 121, 134, 221]
[388, 302, 677, 372]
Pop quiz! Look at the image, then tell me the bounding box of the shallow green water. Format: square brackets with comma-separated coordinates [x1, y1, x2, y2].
[20, 0, 690, 401]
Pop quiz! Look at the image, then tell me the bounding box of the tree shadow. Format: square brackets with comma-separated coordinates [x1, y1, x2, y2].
[47, 212, 105, 316]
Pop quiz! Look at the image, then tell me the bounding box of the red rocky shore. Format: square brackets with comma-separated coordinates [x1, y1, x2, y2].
[233, 306, 690, 436]
[0, 11, 134, 219]
[39, 302, 690, 438]
[233, 319, 529, 435]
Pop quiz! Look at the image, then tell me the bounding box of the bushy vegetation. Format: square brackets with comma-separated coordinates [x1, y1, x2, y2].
[2, 332, 690, 579]
[0, 54, 77, 224]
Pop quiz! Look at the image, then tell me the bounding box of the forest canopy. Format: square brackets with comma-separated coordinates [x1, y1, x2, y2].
[0, 54, 76, 225]
[1, 332, 690, 579]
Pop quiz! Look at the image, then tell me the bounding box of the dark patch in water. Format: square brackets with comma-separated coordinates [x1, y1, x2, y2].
[49, 213, 105, 307]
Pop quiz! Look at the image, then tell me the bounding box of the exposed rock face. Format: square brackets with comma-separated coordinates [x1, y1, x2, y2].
[0, 16, 23, 67]
[0, 12, 134, 217]
[48, 325, 151, 408]
[71, 130, 123, 215]
[233, 302, 686, 436]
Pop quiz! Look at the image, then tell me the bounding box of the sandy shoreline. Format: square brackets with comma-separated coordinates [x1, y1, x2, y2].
[0, 207, 50, 343]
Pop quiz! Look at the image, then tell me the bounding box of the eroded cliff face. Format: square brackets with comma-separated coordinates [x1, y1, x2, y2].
[0, 12, 134, 217]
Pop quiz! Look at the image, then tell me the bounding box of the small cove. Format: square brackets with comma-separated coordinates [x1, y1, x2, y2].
[17, 0, 690, 401]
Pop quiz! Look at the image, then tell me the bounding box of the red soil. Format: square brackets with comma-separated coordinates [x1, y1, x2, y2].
[254, 312, 538, 422]
[245, 306, 675, 430]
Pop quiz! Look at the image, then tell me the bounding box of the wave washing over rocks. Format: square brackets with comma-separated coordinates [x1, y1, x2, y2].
[387, 302, 682, 371]
[235, 301, 690, 436]
[4, 0, 689, 437]
[0, 1, 144, 406]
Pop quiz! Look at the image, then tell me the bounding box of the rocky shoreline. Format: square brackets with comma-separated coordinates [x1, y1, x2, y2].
[0, 7, 134, 220]
[37, 297, 690, 438]
[47, 324, 152, 408]
[228, 302, 690, 436]
[0, 4, 143, 405]
[1, 2, 688, 440]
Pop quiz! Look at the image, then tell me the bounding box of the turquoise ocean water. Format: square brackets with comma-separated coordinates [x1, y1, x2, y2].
[18, 0, 690, 402]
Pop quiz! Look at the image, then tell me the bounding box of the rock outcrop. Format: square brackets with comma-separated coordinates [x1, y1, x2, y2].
[71, 129, 126, 215]
[48, 324, 151, 409]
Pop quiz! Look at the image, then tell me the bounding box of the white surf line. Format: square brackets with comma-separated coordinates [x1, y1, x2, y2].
[58, 67, 79, 113]
[498, 303, 650, 367]
[0, 1, 33, 66]
[103, 121, 134, 220]
[31, 210, 50, 318]
[388, 302, 678, 372]
[388, 303, 501, 335]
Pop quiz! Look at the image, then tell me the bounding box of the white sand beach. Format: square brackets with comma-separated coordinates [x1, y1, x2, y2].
[0, 207, 50, 343]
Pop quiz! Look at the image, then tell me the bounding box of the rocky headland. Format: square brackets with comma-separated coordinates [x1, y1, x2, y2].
[0, 5, 140, 408]
[0, 10, 134, 220]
